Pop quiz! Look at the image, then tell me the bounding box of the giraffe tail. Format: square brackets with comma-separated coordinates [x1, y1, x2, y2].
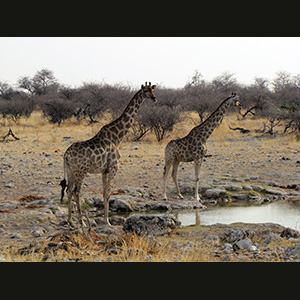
[60, 154, 68, 203]
[60, 179, 67, 203]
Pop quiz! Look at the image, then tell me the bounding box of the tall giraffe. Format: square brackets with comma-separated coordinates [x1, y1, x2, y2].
[162, 92, 241, 201]
[60, 82, 157, 227]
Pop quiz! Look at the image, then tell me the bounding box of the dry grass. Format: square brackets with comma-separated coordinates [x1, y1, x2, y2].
[1, 110, 299, 201]
[1, 111, 299, 262]
[0, 229, 218, 262]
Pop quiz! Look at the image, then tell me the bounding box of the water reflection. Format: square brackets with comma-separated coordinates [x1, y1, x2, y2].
[176, 201, 300, 230]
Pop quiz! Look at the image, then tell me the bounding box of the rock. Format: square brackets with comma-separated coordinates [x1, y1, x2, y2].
[32, 227, 46, 238]
[110, 199, 133, 213]
[179, 185, 194, 194]
[248, 195, 262, 203]
[225, 184, 243, 192]
[233, 238, 257, 252]
[251, 185, 264, 192]
[204, 188, 227, 199]
[231, 193, 249, 201]
[95, 198, 134, 213]
[223, 243, 233, 254]
[95, 226, 120, 236]
[10, 233, 21, 239]
[4, 183, 14, 188]
[201, 234, 219, 245]
[280, 228, 300, 239]
[243, 185, 253, 191]
[0, 254, 6, 262]
[284, 244, 300, 260]
[123, 214, 181, 236]
[264, 188, 286, 196]
[109, 215, 126, 226]
[232, 178, 244, 183]
[219, 229, 249, 243]
[145, 202, 171, 211]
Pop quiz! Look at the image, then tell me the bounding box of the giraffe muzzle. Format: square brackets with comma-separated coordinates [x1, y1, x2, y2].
[151, 96, 157, 102]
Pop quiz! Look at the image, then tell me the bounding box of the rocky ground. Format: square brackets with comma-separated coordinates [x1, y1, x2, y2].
[1, 116, 300, 261]
[1, 184, 300, 262]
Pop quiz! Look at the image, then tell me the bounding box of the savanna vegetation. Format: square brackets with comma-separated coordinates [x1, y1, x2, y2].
[1, 68, 300, 141]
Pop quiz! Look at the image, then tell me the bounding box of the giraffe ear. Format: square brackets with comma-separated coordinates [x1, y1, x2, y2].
[152, 85, 156, 89]
[141, 84, 145, 90]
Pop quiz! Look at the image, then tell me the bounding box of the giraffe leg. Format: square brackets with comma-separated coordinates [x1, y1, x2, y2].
[172, 160, 184, 199]
[66, 173, 74, 226]
[162, 161, 172, 200]
[73, 176, 86, 231]
[194, 157, 204, 202]
[67, 192, 73, 226]
[102, 172, 110, 226]
[102, 166, 117, 226]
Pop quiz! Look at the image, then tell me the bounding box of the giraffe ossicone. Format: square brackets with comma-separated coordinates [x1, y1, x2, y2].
[60, 82, 157, 229]
[162, 92, 241, 201]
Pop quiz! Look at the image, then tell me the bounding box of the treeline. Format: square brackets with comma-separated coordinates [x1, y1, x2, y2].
[1, 68, 300, 141]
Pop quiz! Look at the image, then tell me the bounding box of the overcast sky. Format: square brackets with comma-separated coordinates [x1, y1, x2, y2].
[0, 37, 299, 89]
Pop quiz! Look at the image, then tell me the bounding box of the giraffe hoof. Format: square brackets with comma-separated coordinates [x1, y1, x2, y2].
[178, 194, 184, 199]
[103, 220, 112, 227]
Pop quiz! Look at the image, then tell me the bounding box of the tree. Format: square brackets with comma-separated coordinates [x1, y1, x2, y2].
[18, 68, 58, 95]
[40, 98, 76, 126]
[212, 71, 238, 93]
[148, 105, 181, 142]
[0, 82, 17, 100]
[241, 77, 271, 119]
[0, 95, 35, 123]
[272, 71, 292, 91]
[75, 82, 109, 124]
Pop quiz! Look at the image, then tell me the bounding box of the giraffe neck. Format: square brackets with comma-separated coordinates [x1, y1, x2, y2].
[96, 90, 145, 145]
[191, 97, 233, 142]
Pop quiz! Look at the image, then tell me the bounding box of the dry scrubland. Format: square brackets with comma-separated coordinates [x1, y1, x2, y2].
[1, 111, 300, 262]
[1, 110, 299, 201]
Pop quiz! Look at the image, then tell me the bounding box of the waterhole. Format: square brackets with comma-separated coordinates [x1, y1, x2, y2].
[175, 201, 300, 230]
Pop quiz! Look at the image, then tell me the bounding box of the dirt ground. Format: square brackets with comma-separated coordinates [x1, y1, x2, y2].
[1, 112, 300, 262]
[1, 112, 299, 202]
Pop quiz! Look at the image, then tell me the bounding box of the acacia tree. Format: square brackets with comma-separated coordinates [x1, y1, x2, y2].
[241, 77, 271, 119]
[148, 105, 181, 142]
[0, 95, 35, 123]
[182, 71, 218, 123]
[18, 68, 58, 95]
[40, 97, 76, 126]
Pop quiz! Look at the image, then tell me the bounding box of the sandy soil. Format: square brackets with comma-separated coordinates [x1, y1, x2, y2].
[1, 115, 299, 202]
[1, 113, 300, 261]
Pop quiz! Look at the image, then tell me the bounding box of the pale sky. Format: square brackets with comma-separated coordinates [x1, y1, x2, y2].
[0, 37, 299, 89]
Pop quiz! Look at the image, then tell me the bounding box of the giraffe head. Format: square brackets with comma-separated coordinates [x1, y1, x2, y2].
[141, 82, 157, 102]
[229, 92, 242, 109]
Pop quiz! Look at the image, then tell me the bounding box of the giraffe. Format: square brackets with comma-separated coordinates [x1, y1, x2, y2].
[60, 82, 157, 227]
[162, 92, 241, 201]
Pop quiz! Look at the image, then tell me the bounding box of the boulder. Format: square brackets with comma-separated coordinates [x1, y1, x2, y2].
[110, 199, 133, 213]
[280, 228, 300, 239]
[123, 214, 181, 236]
[204, 188, 227, 199]
[219, 229, 249, 243]
[233, 238, 257, 252]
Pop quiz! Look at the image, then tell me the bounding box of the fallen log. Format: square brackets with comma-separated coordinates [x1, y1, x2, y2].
[229, 125, 250, 134]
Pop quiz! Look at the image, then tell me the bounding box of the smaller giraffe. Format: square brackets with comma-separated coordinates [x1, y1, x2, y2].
[60, 82, 157, 229]
[162, 92, 241, 201]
